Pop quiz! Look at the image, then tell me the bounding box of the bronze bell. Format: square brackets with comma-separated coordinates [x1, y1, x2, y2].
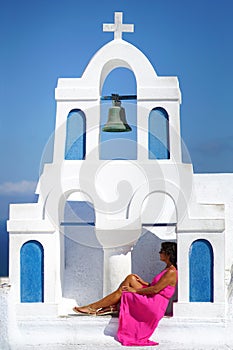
[102, 100, 132, 132]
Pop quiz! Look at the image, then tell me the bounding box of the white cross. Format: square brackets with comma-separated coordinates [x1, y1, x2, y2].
[103, 12, 134, 40]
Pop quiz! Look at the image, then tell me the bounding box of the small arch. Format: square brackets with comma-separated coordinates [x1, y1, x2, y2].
[65, 109, 86, 160]
[58, 189, 95, 225]
[126, 179, 188, 226]
[189, 239, 214, 302]
[20, 240, 44, 303]
[63, 200, 95, 226]
[141, 191, 177, 225]
[148, 107, 170, 159]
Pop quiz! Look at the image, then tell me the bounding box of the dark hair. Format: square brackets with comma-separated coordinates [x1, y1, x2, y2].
[161, 241, 177, 268]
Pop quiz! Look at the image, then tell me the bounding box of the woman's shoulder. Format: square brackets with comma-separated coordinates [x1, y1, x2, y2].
[164, 266, 177, 285]
[169, 265, 177, 271]
[165, 265, 177, 275]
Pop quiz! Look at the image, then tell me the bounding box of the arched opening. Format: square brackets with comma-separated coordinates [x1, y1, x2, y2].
[65, 109, 86, 160]
[20, 240, 44, 302]
[100, 67, 137, 160]
[189, 239, 214, 302]
[141, 191, 177, 226]
[148, 107, 170, 159]
[61, 194, 103, 305]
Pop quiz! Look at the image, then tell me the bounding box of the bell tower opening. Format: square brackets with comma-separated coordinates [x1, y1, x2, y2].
[100, 67, 137, 160]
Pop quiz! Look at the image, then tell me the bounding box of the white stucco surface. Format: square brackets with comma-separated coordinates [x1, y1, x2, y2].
[3, 313, 233, 350]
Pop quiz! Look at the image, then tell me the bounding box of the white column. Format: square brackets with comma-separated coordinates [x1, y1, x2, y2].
[103, 246, 132, 296]
[177, 233, 190, 302]
[167, 102, 182, 163]
[137, 102, 149, 162]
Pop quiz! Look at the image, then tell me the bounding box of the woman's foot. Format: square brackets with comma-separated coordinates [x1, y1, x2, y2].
[73, 306, 101, 315]
[96, 305, 118, 316]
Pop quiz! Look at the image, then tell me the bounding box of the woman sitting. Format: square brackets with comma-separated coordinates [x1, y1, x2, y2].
[73, 241, 177, 346]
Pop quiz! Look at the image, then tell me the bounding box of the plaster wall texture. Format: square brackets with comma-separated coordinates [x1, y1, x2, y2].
[0, 286, 10, 349]
[0, 283, 22, 350]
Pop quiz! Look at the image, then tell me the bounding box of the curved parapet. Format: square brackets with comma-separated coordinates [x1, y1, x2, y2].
[55, 39, 181, 102]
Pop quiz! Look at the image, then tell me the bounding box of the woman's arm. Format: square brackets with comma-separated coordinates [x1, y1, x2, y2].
[122, 268, 177, 295]
[136, 269, 176, 295]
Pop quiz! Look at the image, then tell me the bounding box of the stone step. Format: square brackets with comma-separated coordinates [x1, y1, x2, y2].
[5, 315, 233, 350]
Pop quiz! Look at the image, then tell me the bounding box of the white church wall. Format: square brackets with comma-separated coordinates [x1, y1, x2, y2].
[193, 174, 233, 302]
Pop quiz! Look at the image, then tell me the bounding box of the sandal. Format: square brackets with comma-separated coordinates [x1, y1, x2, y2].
[72, 306, 101, 316]
[96, 305, 118, 316]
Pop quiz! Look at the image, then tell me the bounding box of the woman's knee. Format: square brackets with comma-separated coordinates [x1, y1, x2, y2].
[128, 273, 137, 281]
[118, 274, 135, 291]
[124, 274, 137, 284]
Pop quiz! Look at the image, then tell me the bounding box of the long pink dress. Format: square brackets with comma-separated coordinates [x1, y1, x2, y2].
[117, 269, 177, 346]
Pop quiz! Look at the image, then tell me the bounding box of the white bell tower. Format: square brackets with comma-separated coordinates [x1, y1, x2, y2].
[7, 12, 226, 321]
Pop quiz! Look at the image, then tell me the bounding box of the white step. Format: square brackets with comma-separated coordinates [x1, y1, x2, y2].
[5, 315, 233, 350]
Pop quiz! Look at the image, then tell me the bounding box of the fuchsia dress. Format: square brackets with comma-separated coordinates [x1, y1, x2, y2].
[117, 269, 177, 346]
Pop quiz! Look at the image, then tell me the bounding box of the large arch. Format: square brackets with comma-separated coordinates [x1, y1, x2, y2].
[81, 40, 158, 94]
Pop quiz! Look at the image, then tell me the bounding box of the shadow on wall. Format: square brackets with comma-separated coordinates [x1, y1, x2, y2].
[62, 215, 177, 313]
[62, 201, 104, 306]
[62, 232, 104, 306]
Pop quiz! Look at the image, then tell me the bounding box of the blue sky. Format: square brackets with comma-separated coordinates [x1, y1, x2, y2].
[0, 0, 233, 273]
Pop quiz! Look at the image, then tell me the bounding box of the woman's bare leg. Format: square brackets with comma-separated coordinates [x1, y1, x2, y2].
[74, 274, 144, 314]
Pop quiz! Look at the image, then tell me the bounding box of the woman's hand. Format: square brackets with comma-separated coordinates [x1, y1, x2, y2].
[133, 274, 149, 286]
[122, 286, 136, 293]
